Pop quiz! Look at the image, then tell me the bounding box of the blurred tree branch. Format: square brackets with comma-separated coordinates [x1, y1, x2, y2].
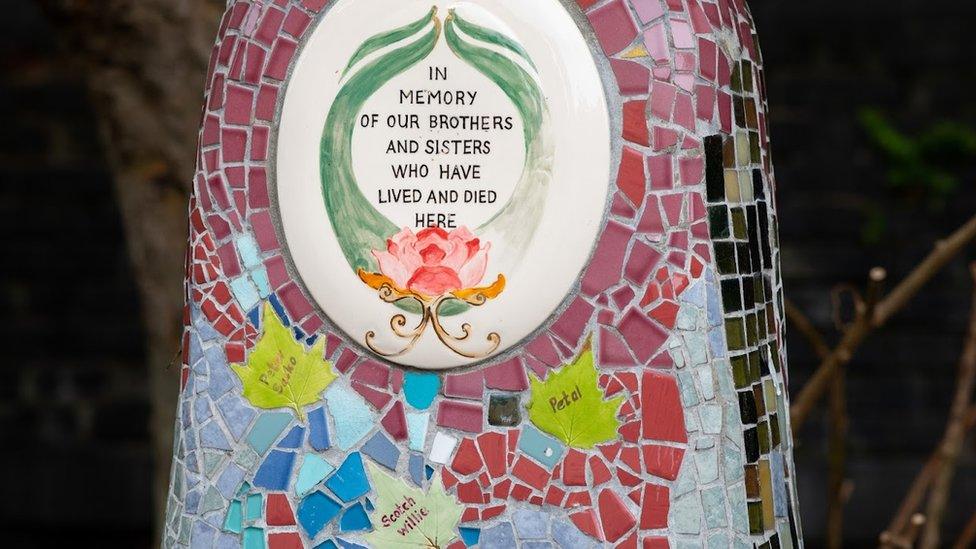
[879, 407, 976, 548]
[34, 0, 225, 537]
[918, 263, 976, 548]
[791, 214, 976, 433]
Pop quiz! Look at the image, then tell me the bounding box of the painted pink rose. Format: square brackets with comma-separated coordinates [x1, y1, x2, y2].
[372, 226, 490, 297]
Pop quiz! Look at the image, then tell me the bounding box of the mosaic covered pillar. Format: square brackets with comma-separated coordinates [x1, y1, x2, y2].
[164, 0, 804, 547]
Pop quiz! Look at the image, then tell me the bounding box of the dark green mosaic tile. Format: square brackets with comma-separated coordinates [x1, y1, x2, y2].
[748, 500, 765, 534]
[732, 354, 750, 389]
[731, 207, 748, 239]
[709, 205, 731, 239]
[753, 384, 767, 416]
[746, 312, 759, 346]
[748, 350, 764, 383]
[722, 278, 743, 312]
[758, 420, 772, 454]
[742, 277, 756, 310]
[716, 242, 738, 275]
[770, 413, 781, 449]
[726, 317, 746, 350]
[737, 242, 753, 273]
[744, 426, 760, 463]
[752, 168, 766, 199]
[488, 394, 521, 427]
[739, 390, 758, 425]
[742, 59, 754, 92]
[704, 135, 725, 202]
[734, 96, 746, 128]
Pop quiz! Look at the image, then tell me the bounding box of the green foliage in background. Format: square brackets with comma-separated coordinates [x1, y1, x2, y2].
[859, 108, 976, 243]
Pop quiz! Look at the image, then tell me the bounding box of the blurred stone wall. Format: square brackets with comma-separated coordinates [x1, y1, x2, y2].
[0, 4, 151, 547]
[1, 0, 974, 546]
[753, 0, 976, 544]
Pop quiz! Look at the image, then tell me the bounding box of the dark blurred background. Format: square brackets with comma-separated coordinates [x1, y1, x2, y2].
[1, 1, 974, 547]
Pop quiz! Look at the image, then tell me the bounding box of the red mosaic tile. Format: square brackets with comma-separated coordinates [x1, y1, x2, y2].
[437, 400, 483, 433]
[617, 146, 647, 208]
[267, 532, 302, 549]
[476, 432, 507, 478]
[381, 401, 407, 441]
[610, 60, 650, 95]
[484, 358, 529, 391]
[265, 493, 296, 526]
[352, 381, 392, 411]
[642, 445, 685, 480]
[640, 372, 687, 443]
[622, 100, 650, 146]
[588, 0, 639, 55]
[571, 509, 605, 541]
[599, 489, 637, 542]
[639, 484, 670, 530]
[512, 457, 550, 491]
[451, 438, 484, 476]
[443, 370, 485, 399]
[351, 360, 390, 388]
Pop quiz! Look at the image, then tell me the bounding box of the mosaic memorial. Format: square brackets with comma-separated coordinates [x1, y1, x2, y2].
[164, 0, 804, 547]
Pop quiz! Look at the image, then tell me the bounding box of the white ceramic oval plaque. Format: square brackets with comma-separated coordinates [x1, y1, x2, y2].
[275, 0, 612, 369]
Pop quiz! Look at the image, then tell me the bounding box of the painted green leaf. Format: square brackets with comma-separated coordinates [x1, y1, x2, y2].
[231, 303, 336, 422]
[364, 461, 463, 548]
[526, 346, 625, 449]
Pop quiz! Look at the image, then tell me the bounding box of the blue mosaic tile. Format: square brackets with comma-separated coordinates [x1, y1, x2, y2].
[242, 526, 265, 549]
[702, 485, 729, 528]
[296, 453, 336, 497]
[326, 452, 370, 502]
[406, 411, 429, 452]
[278, 425, 306, 449]
[517, 424, 565, 470]
[513, 508, 550, 539]
[360, 431, 400, 471]
[403, 372, 440, 410]
[191, 521, 216, 547]
[194, 397, 213, 424]
[231, 277, 261, 310]
[771, 450, 788, 518]
[222, 500, 243, 533]
[268, 293, 289, 326]
[206, 347, 234, 400]
[408, 453, 425, 487]
[298, 491, 342, 538]
[236, 234, 262, 269]
[339, 502, 372, 532]
[215, 532, 241, 549]
[308, 406, 332, 451]
[481, 522, 516, 549]
[215, 464, 245, 499]
[325, 384, 375, 451]
[200, 420, 232, 451]
[252, 267, 271, 297]
[245, 493, 263, 522]
[217, 394, 256, 441]
[246, 412, 293, 455]
[459, 526, 481, 547]
[253, 450, 295, 491]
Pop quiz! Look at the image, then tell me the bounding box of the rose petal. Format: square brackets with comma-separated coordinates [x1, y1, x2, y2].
[441, 238, 470, 271]
[373, 249, 412, 288]
[458, 244, 490, 288]
[417, 226, 450, 240]
[419, 243, 447, 265]
[407, 266, 463, 296]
